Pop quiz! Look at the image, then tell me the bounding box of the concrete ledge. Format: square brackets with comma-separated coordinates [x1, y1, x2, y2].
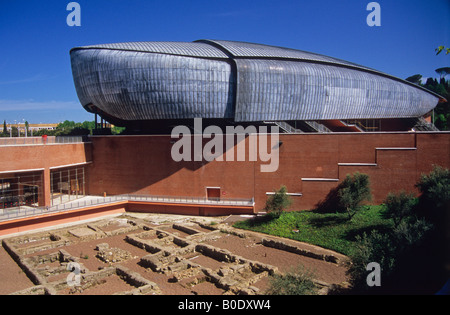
[0, 199, 254, 237]
[301, 178, 339, 182]
[0, 202, 127, 236]
[0, 168, 45, 175]
[375, 147, 417, 150]
[338, 163, 377, 166]
[265, 192, 303, 196]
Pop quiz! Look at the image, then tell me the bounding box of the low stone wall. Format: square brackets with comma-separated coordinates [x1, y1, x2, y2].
[2, 214, 349, 295]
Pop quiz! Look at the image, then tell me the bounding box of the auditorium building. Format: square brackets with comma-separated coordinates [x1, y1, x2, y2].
[0, 40, 448, 235]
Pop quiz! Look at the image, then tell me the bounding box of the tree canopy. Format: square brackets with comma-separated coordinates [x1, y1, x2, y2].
[405, 70, 449, 131]
[435, 46, 450, 56]
[435, 67, 450, 79]
[405, 74, 422, 85]
[0, 120, 125, 137]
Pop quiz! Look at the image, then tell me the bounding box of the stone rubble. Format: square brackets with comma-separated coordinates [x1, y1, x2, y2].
[1, 214, 349, 295]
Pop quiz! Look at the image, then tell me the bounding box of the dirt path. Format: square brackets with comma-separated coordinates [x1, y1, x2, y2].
[0, 245, 35, 294]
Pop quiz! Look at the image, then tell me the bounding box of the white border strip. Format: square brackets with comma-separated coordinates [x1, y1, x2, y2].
[301, 178, 339, 182]
[0, 168, 45, 175]
[376, 147, 417, 150]
[338, 163, 377, 166]
[266, 192, 303, 196]
[49, 161, 92, 170]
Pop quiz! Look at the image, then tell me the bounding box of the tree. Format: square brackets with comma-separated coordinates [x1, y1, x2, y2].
[435, 67, 450, 80]
[24, 121, 29, 137]
[10, 126, 18, 137]
[346, 230, 396, 291]
[2, 120, 6, 135]
[415, 165, 450, 223]
[264, 185, 292, 218]
[422, 75, 449, 131]
[405, 74, 422, 85]
[81, 120, 95, 130]
[112, 125, 126, 135]
[382, 191, 417, 227]
[34, 128, 54, 136]
[337, 172, 372, 220]
[435, 46, 450, 56]
[347, 218, 432, 293]
[56, 120, 77, 135]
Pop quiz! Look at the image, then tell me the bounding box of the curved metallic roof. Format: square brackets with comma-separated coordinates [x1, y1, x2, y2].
[197, 39, 368, 68]
[72, 39, 371, 70]
[197, 40, 442, 98]
[70, 39, 441, 125]
[71, 41, 229, 59]
[70, 49, 234, 121]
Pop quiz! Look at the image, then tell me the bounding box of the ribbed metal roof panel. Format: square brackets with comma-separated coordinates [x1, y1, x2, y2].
[71, 41, 229, 59]
[71, 49, 234, 121]
[70, 39, 441, 125]
[198, 40, 372, 69]
[233, 58, 438, 122]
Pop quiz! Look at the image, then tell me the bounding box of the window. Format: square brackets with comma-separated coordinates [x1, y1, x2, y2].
[50, 166, 85, 206]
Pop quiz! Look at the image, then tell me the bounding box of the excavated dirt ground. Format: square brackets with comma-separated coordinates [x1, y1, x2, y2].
[0, 213, 350, 295]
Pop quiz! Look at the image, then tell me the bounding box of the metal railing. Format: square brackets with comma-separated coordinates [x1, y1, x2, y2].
[54, 136, 89, 144]
[0, 136, 88, 146]
[127, 194, 254, 206]
[0, 194, 255, 222]
[413, 117, 440, 131]
[263, 121, 302, 133]
[340, 120, 379, 132]
[264, 120, 332, 133]
[304, 121, 332, 133]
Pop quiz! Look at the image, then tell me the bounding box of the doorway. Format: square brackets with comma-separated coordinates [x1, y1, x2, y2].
[206, 187, 221, 201]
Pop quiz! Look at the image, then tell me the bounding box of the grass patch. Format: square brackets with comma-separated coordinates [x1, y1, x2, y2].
[233, 205, 393, 256]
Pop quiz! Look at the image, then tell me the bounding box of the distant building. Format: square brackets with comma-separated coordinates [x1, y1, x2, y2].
[27, 124, 58, 131]
[3, 123, 58, 136]
[4, 123, 58, 132]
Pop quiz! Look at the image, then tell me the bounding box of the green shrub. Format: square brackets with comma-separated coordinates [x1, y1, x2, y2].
[338, 173, 372, 220]
[347, 217, 433, 291]
[346, 230, 396, 290]
[382, 191, 418, 227]
[264, 185, 292, 218]
[266, 265, 318, 295]
[392, 218, 433, 252]
[415, 165, 450, 223]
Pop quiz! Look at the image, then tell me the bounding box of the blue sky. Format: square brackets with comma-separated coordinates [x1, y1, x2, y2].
[0, 0, 449, 124]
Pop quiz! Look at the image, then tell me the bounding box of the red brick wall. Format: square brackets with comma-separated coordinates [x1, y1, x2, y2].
[87, 135, 253, 199]
[0, 142, 92, 206]
[0, 143, 92, 173]
[87, 132, 450, 212]
[1, 134, 448, 213]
